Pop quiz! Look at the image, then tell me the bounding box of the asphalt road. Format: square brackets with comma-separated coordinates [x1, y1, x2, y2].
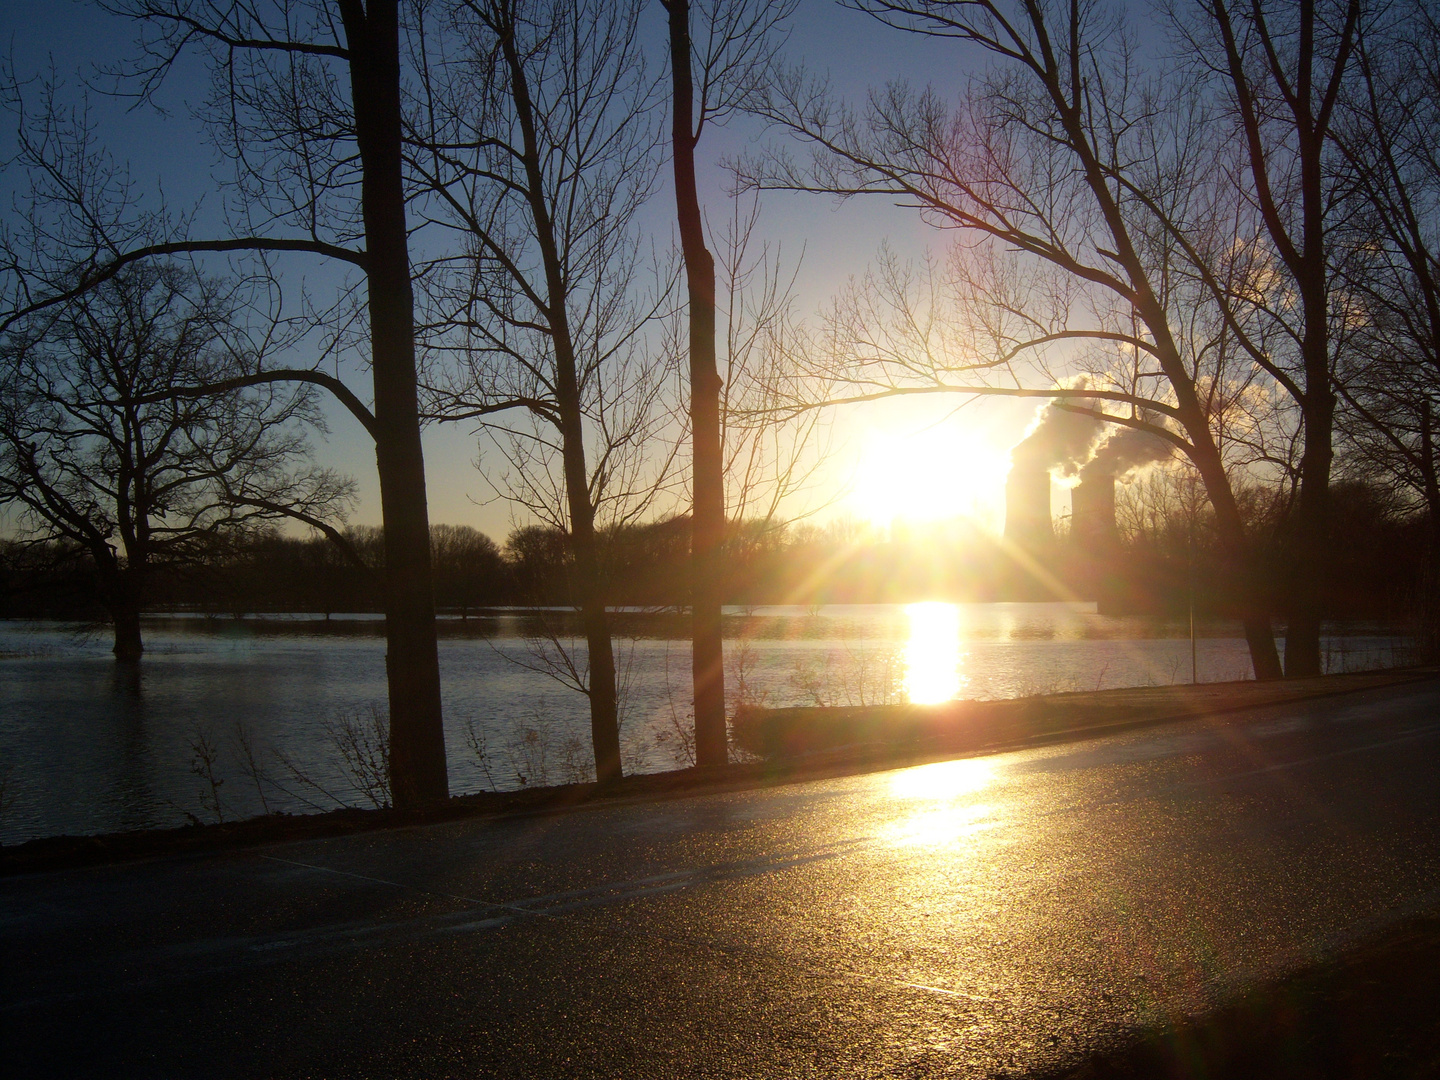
[5, 678, 1440, 1079]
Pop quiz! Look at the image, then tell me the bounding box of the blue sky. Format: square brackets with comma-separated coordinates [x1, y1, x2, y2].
[1, 0, 1042, 540]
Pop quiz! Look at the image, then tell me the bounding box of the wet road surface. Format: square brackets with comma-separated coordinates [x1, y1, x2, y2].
[4, 678, 1440, 1078]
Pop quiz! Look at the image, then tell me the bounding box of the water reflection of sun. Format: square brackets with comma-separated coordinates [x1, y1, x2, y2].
[904, 602, 965, 703]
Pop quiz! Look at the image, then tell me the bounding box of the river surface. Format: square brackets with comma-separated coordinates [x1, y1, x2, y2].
[0, 603, 1414, 843]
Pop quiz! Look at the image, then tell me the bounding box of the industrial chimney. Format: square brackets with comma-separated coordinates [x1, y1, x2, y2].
[1071, 460, 1120, 557]
[1071, 427, 1172, 610]
[1004, 464, 1054, 555]
[1006, 390, 1104, 558]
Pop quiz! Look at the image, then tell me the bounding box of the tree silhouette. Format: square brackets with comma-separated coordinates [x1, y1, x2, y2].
[1177, 0, 1363, 675]
[22, 0, 455, 805]
[414, 0, 676, 781]
[0, 262, 351, 660]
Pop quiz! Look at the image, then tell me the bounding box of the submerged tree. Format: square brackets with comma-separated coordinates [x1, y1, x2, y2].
[0, 0, 452, 806]
[0, 262, 351, 660]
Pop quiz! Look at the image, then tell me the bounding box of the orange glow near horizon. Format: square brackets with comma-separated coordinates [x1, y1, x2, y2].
[853, 426, 1010, 530]
[904, 601, 964, 704]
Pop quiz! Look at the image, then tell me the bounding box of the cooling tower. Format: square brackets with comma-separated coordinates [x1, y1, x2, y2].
[1071, 468, 1120, 555]
[1004, 465, 1054, 553]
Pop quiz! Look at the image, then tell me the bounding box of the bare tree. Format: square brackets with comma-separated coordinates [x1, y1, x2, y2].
[0, 1, 452, 807]
[746, 0, 1288, 678]
[661, 0, 797, 765]
[412, 0, 676, 782]
[712, 193, 829, 531]
[0, 261, 351, 660]
[1330, 0, 1440, 651]
[1172, 0, 1364, 675]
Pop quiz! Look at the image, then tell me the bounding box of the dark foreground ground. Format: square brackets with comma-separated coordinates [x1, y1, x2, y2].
[1058, 913, 1440, 1079]
[5, 676, 1440, 1078]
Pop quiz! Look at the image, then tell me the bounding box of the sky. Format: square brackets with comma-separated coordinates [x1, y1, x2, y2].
[0, 0, 1050, 542]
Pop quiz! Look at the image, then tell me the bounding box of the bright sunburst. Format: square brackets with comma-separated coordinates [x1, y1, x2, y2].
[854, 426, 1010, 528]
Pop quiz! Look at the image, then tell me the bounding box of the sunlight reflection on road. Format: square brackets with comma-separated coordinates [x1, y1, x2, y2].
[890, 758, 995, 801]
[884, 803, 1001, 848]
[885, 758, 1003, 847]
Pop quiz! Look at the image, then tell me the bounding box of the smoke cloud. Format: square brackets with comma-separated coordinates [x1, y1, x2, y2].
[1081, 426, 1173, 480]
[1010, 391, 1105, 476]
[1010, 387, 1173, 480]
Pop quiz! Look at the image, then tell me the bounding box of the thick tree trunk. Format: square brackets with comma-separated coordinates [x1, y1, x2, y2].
[1284, 140, 1337, 679]
[96, 555, 145, 664]
[343, 0, 448, 808]
[577, 570, 622, 784]
[1191, 441, 1285, 682]
[110, 586, 144, 664]
[665, 0, 728, 768]
[1284, 390, 1334, 678]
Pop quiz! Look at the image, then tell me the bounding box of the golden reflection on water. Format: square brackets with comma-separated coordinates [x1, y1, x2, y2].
[903, 602, 964, 703]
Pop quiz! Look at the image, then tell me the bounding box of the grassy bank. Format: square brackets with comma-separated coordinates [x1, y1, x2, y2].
[731, 669, 1433, 760]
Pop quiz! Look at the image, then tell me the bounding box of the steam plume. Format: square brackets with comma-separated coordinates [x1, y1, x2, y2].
[1010, 390, 1105, 476]
[1081, 426, 1172, 480]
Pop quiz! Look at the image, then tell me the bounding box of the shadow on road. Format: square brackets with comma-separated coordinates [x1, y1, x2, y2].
[1052, 915, 1440, 1080]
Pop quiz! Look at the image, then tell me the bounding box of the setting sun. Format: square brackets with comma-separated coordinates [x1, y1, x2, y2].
[854, 426, 1010, 529]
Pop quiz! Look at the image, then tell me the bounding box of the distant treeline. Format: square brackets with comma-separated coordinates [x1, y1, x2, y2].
[0, 477, 1425, 622]
[1092, 477, 1424, 621]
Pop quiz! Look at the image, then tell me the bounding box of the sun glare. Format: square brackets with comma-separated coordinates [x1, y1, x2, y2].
[889, 757, 994, 801]
[885, 759, 999, 848]
[854, 426, 1010, 528]
[904, 601, 964, 704]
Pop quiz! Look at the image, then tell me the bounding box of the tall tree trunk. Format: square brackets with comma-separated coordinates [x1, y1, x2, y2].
[341, 0, 448, 808]
[1284, 138, 1337, 678]
[498, 13, 622, 782]
[1208, 0, 1359, 678]
[665, 0, 728, 768]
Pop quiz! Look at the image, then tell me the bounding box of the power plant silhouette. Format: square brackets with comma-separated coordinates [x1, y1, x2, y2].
[1001, 396, 1170, 605]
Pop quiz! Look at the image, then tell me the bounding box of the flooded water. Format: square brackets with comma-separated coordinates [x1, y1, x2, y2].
[0, 603, 1415, 843]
